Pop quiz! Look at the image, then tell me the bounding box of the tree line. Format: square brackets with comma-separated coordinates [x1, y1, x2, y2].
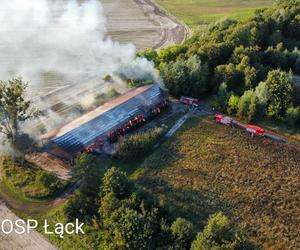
[138, 0, 300, 127]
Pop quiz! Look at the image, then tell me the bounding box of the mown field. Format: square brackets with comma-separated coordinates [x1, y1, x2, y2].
[156, 0, 274, 28]
[134, 116, 300, 249]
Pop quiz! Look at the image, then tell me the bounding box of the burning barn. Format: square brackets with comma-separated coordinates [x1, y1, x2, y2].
[43, 84, 167, 157]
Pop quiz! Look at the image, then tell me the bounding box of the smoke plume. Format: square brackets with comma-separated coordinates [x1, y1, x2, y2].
[0, 0, 159, 136]
[0, 0, 157, 88]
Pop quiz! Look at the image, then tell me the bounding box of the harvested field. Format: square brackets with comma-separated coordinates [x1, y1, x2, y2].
[0, 201, 57, 250]
[102, 0, 188, 50]
[136, 116, 300, 249]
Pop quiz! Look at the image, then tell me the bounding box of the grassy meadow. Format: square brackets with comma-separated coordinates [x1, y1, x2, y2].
[133, 116, 300, 249]
[156, 0, 275, 29]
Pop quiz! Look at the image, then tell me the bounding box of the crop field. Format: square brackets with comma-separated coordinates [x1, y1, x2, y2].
[102, 0, 161, 50]
[135, 116, 300, 249]
[156, 0, 274, 28]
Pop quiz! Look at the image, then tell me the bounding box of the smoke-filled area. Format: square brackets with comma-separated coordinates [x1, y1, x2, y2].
[0, 0, 159, 140]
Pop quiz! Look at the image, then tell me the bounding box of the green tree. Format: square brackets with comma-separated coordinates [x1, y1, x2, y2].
[217, 82, 229, 111]
[215, 64, 244, 94]
[0, 78, 41, 146]
[237, 90, 256, 121]
[191, 212, 251, 250]
[265, 70, 293, 119]
[158, 45, 187, 63]
[102, 207, 156, 250]
[171, 218, 195, 249]
[64, 154, 103, 221]
[160, 56, 209, 98]
[137, 48, 159, 66]
[236, 56, 257, 89]
[72, 153, 102, 196]
[285, 106, 300, 127]
[102, 167, 134, 199]
[227, 94, 240, 115]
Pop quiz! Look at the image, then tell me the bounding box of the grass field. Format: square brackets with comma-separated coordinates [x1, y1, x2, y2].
[134, 116, 300, 249]
[156, 0, 275, 28]
[1, 156, 68, 201]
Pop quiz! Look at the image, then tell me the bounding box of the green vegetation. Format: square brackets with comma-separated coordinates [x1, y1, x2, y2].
[116, 127, 165, 163]
[26, 156, 250, 250]
[0, 78, 41, 151]
[135, 116, 300, 249]
[64, 154, 105, 222]
[139, 1, 300, 131]
[191, 212, 252, 250]
[156, 0, 274, 29]
[1, 156, 67, 200]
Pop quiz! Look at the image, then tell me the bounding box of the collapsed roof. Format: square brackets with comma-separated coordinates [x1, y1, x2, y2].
[45, 84, 166, 155]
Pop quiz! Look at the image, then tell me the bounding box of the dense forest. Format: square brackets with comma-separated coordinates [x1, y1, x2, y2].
[138, 0, 300, 127]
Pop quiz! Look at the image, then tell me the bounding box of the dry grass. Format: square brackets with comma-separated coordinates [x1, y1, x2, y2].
[136, 116, 300, 249]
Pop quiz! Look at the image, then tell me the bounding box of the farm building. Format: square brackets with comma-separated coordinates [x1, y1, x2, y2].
[43, 84, 167, 157]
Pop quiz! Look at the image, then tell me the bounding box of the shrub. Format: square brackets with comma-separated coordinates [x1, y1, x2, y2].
[227, 94, 240, 115]
[171, 217, 196, 248]
[116, 127, 165, 163]
[36, 172, 65, 193]
[285, 106, 300, 127]
[191, 212, 252, 250]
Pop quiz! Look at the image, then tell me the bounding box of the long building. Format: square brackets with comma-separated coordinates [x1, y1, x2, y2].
[44, 84, 167, 156]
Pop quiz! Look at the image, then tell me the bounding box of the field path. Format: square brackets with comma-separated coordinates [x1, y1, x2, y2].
[133, 0, 191, 49]
[102, 0, 190, 50]
[0, 201, 57, 250]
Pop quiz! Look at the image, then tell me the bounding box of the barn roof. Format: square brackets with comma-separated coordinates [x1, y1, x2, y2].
[46, 84, 165, 154]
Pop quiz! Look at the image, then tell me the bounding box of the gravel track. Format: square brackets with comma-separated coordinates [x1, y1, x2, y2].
[0, 201, 57, 250]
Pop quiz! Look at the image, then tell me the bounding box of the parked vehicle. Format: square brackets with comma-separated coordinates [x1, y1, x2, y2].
[180, 96, 199, 107]
[246, 125, 265, 136]
[214, 114, 233, 125]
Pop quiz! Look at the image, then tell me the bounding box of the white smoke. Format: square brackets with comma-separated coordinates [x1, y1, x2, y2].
[0, 0, 159, 136]
[116, 57, 160, 82]
[0, 0, 157, 88]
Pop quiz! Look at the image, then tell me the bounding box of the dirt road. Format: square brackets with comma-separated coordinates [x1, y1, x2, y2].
[102, 0, 190, 50]
[0, 201, 57, 250]
[133, 0, 191, 49]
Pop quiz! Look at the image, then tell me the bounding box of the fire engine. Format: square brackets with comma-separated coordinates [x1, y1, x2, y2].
[215, 114, 266, 137]
[246, 125, 265, 136]
[180, 96, 199, 107]
[215, 114, 233, 125]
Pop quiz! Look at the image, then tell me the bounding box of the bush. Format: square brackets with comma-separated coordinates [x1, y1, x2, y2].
[285, 106, 300, 127]
[191, 212, 252, 250]
[36, 172, 65, 193]
[116, 127, 165, 163]
[227, 94, 240, 115]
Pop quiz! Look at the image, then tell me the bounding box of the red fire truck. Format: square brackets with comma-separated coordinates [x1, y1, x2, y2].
[246, 125, 265, 136]
[215, 114, 233, 125]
